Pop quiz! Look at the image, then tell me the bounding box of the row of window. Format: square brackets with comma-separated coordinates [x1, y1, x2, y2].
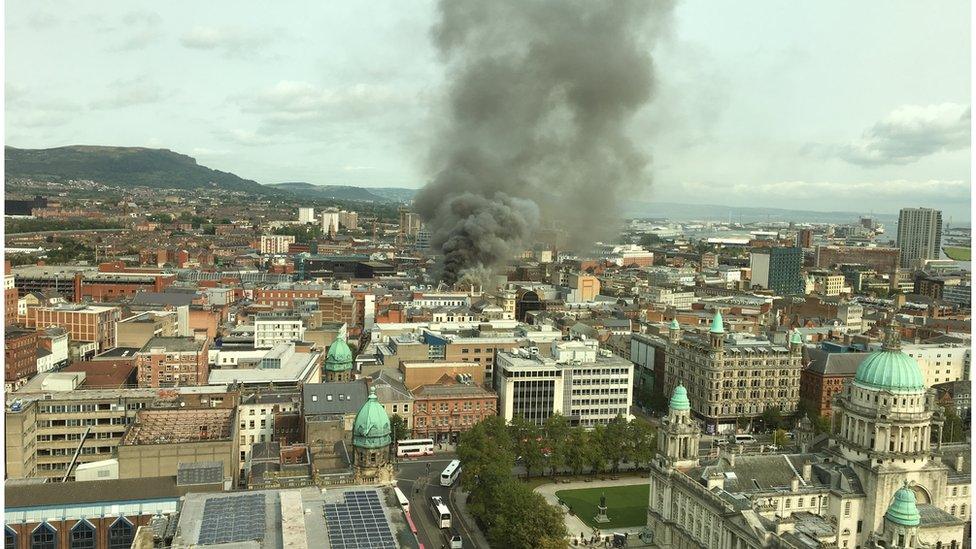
[6, 519, 132, 549]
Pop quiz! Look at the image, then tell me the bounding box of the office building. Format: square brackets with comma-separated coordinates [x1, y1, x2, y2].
[897, 207, 943, 268]
[238, 391, 301, 480]
[25, 303, 121, 352]
[494, 338, 633, 427]
[799, 348, 869, 417]
[254, 314, 305, 349]
[750, 247, 804, 296]
[662, 311, 803, 433]
[5, 260, 17, 325]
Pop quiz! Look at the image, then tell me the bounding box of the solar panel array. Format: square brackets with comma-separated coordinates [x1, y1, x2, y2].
[198, 494, 267, 545]
[324, 490, 397, 549]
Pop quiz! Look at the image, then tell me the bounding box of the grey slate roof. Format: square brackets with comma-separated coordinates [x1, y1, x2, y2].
[5, 476, 182, 507]
[917, 504, 963, 526]
[132, 291, 197, 307]
[302, 380, 368, 416]
[804, 348, 870, 376]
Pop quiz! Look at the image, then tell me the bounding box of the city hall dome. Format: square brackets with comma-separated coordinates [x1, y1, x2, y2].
[884, 485, 921, 526]
[669, 385, 691, 411]
[853, 335, 925, 393]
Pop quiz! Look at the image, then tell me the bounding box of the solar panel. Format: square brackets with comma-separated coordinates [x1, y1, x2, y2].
[197, 494, 267, 545]
[324, 490, 397, 549]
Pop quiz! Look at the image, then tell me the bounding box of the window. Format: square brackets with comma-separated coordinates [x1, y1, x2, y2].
[70, 521, 95, 549]
[108, 518, 134, 549]
[843, 501, 851, 516]
[31, 523, 56, 549]
[5, 527, 16, 549]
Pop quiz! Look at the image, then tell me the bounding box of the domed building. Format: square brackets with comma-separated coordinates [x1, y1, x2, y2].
[351, 387, 394, 484]
[646, 325, 968, 549]
[323, 336, 354, 382]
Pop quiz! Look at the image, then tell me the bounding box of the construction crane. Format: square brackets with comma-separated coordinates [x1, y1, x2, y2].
[61, 426, 93, 482]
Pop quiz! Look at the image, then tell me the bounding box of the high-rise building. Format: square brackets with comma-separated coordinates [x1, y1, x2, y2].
[298, 207, 315, 224]
[259, 235, 296, 255]
[398, 206, 421, 240]
[796, 228, 814, 248]
[896, 207, 942, 268]
[321, 211, 340, 234]
[749, 246, 804, 295]
[338, 210, 358, 230]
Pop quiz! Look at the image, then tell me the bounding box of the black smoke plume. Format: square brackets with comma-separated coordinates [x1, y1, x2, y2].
[415, 0, 674, 286]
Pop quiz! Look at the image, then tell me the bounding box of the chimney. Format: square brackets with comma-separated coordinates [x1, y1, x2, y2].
[802, 462, 812, 483]
[791, 478, 799, 492]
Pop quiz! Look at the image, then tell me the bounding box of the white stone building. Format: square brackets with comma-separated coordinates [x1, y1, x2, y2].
[646, 327, 969, 548]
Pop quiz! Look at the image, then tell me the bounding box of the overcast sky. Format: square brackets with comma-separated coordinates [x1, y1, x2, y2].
[5, 1, 971, 220]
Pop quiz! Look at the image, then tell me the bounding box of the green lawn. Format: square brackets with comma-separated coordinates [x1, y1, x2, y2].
[944, 246, 972, 261]
[554, 484, 649, 529]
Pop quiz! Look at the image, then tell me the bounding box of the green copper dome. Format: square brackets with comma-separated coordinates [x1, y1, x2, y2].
[790, 330, 803, 345]
[352, 387, 392, 449]
[669, 384, 691, 411]
[885, 485, 921, 526]
[853, 350, 925, 393]
[324, 336, 354, 372]
[669, 318, 680, 330]
[709, 310, 724, 334]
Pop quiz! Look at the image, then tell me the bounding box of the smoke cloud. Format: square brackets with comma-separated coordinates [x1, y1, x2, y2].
[415, 0, 674, 286]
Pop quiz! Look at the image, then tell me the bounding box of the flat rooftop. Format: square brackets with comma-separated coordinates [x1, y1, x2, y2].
[141, 337, 207, 353]
[122, 408, 234, 445]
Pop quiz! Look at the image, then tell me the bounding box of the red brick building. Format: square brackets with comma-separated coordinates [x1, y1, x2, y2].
[5, 260, 18, 325]
[135, 336, 210, 387]
[411, 382, 498, 443]
[799, 348, 869, 417]
[4, 327, 38, 391]
[253, 288, 322, 309]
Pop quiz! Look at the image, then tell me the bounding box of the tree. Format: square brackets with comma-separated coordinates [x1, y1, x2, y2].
[389, 414, 408, 442]
[585, 425, 608, 475]
[772, 428, 789, 447]
[604, 415, 631, 473]
[942, 406, 965, 443]
[542, 414, 570, 476]
[630, 419, 657, 469]
[509, 417, 545, 478]
[565, 428, 589, 476]
[485, 482, 567, 549]
[736, 416, 751, 432]
[760, 406, 784, 432]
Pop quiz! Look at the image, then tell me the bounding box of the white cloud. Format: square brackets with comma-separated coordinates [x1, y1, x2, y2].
[180, 26, 275, 58]
[243, 80, 408, 125]
[218, 128, 275, 146]
[674, 179, 969, 208]
[89, 79, 167, 110]
[810, 103, 971, 166]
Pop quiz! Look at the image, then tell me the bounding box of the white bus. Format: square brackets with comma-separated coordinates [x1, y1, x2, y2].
[440, 459, 461, 487]
[429, 496, 452, 529]
[394, 486, 409, 513]
[396, 438, 435, 457]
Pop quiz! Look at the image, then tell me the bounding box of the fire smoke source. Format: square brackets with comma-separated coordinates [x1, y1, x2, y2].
[414, 0, 674, 286]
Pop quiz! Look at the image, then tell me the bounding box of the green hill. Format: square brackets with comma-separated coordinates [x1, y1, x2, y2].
[267, 182, 407, 203]
[5, 145, 269, 193]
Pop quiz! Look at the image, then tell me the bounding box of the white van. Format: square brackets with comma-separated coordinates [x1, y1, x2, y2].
[733, 434, 756, 444]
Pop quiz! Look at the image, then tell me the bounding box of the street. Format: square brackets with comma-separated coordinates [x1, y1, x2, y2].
[395, 454, 486, 549]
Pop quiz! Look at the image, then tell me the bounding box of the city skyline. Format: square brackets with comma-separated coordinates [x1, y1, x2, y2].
[5, 0, 971, 220]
